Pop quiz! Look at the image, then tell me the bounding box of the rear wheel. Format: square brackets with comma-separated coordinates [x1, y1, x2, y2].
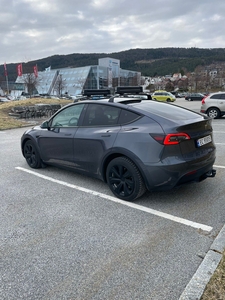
[106, 157, 146, 201]
[207, 107, 220, 119]
[23, 140, 42, 168]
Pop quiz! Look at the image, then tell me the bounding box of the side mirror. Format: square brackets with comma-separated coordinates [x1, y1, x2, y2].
[41, 120, 50, 129]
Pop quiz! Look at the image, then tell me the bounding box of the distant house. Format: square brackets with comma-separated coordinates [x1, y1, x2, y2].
[172, 73, 182, 79]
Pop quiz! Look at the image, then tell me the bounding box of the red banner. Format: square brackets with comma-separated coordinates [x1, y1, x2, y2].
[4, 62, 7, 76]
[17, 63, 23, 76]
[33, 65, 38, 77]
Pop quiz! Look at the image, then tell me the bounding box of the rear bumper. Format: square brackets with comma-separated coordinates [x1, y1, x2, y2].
[142, 159, 216, 192]
[176, 165, 216, 186]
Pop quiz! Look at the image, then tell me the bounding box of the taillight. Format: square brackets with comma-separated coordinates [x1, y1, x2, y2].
[150, 133, 190, 145]
[202, 96, 207, 104]
[164, 133, 190, 145]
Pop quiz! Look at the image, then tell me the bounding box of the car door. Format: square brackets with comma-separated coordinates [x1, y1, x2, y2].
[37, 103, 85, 166]
[217, 93, 225, 111]
[73, 104, 121, 177]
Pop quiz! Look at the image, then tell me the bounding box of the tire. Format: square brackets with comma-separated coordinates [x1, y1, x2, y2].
[166, 98, 171, 102]
[207, 107, 221, 119]
[23, 140, 42, 169]
[106, 157, 146, 201]
[188, 98, 192, 101]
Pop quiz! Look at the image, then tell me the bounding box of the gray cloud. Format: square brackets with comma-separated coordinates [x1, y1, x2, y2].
[1, 0, 225, 64]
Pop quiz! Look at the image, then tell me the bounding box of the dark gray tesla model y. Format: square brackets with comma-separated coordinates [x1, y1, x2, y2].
[21, 98, 216, 201]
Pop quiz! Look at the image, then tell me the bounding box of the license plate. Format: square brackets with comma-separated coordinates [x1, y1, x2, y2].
[196, 135, 212, 147]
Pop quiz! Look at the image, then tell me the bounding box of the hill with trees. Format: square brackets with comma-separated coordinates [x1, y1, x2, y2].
[1, 47, 225, 82]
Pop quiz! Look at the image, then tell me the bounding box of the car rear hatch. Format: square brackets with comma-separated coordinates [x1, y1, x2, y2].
[176, 118, 215, 162]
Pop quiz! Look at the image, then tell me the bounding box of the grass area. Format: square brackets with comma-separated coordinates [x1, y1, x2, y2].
[1, 97, 225, 299]
[201, 249, 225, 300]
[0, 97, 72, 130]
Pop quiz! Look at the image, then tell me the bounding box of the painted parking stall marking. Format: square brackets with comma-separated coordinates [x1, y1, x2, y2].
[214, 165, 225, 169]
[16, 167, 213, 233]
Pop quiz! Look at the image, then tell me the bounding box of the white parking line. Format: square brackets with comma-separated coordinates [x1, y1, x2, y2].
[214, 165, 225, 169]
[16, 167, 213, 233]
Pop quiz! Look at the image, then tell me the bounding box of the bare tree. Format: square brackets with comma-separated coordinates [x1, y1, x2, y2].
[165, 79, 174, 92]
[54, 75, 67, 96]
[22, 73, 39, 96]
[177, 77, 188, 91]
[75, 77, 87, 93]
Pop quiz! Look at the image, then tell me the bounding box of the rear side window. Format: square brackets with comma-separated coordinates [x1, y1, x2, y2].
[118, 109, 140, 124]
[210, 93, 225, 99]
[83, 104, 121, 126]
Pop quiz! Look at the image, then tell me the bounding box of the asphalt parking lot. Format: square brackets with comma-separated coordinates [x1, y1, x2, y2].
[1, 98, 225, 300]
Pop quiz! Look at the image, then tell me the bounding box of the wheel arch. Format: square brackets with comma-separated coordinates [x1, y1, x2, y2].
[101, 148, 148, 185]
[21, 136, 42, 159]
[21, 137, 32, 157]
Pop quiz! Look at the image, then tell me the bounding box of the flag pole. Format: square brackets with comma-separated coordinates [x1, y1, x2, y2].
[4, 63, 9, 95]
[6, 74, 9, 95]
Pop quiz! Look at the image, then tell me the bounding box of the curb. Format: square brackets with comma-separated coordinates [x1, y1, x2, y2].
[179, 224, 225, 300]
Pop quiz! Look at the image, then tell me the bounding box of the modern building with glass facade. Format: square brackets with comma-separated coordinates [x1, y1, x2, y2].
[15, 57, 141, 96]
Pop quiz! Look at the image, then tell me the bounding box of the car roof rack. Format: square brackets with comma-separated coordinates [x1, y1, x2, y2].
[83, 89, 111, 97]
[116, 86, 143, 95]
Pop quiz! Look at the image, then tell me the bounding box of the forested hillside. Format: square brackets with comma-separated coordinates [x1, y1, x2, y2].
[2, 47, 225, 81]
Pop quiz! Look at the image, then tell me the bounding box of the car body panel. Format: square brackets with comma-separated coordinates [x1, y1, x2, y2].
[37, 127, 78, 166]
[73, 125, 120, 176]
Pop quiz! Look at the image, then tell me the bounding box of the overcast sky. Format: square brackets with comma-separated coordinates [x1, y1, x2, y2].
[1, 0, 225, 65]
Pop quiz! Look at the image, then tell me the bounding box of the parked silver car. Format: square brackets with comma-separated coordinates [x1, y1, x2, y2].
[200, 92, 225, 118]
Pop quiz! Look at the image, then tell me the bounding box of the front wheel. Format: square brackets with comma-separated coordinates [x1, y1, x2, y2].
[207, 107, 220, 119]
[106, 157, 146, 201]
[23, 140, 42, 168]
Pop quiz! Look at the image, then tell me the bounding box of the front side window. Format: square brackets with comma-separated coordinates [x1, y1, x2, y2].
[51, 104, 85, 127]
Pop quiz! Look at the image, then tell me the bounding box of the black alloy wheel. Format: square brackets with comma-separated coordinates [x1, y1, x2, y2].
[23, 140, 42, 169]
[106, 157, 146, 201]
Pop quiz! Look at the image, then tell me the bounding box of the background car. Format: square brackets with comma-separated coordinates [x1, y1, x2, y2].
[201, 92, 225, 118]
[21, 99, 216, 201]
[185, 93, 205, 101]
[152, 90, 176, 102]
[170, 91, 182, 98]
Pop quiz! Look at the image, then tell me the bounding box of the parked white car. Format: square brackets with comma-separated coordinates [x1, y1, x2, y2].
[200, 92, 225, 118]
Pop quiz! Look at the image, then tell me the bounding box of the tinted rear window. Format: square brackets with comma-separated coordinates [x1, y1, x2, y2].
[210, 93, 225, 99]
[132, 102, 202, 120]
[118, 109, 140, 124]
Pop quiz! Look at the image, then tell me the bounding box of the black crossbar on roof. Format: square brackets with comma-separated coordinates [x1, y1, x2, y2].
[83, 89, 111, 96]
[116, 86, 143, 95]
